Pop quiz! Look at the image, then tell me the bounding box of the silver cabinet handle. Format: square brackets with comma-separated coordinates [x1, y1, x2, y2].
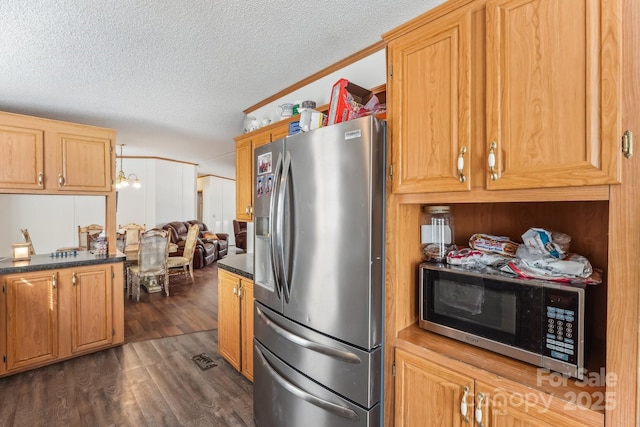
[256, 306, 361, 363]
[460, 386, 470, 423]
[475, 392, 485, 427]
[457, 146, 467, 183]
[255, 344, 359, 421]
[488, 142, 498, 181]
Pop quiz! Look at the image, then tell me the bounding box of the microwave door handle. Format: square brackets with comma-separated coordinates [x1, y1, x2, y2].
[269, 152, 283, 299]
[277, 150, 292, 303]
[255, 345, 360, 421]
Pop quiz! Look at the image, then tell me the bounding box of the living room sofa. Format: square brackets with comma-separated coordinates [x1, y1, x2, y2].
[161, 220, 228, 269]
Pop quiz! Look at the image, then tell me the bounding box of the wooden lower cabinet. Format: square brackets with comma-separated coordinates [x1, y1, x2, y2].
[4, 270, 59, 373]
[395, 348, 601, 427]
[0, 263, 121, 376]
[63, 265, 113, 353]
[217, 269, 254, 381]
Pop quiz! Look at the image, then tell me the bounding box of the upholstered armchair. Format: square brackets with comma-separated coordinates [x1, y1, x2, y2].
[162, 220, 228, 268]
[233, 220, 247, 251]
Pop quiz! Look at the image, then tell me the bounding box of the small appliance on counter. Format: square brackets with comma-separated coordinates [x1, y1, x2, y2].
[419, 262, 592, 379]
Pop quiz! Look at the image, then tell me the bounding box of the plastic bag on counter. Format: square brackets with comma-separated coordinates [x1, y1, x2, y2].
[521, 227, 571, 259]
[500, 245, 601, 284]
[468, 234, 519, 257]
[446, 248, 512, 269]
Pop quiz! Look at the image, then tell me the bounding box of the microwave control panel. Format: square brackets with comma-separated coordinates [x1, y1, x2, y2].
[543, 290, 580, 365]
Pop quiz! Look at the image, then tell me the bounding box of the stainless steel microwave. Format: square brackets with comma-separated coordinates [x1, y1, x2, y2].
[419, 263, 587, 379]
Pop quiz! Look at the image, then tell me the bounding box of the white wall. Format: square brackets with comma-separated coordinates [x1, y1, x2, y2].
[0, 194, 105, 256]
[198, 175, 236, 244]
[116, 157, 197, 229]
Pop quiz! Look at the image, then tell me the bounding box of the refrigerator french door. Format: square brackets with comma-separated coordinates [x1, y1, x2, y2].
[253, 116, 385, 427]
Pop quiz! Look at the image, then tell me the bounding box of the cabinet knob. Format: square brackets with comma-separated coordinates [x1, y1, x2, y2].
[457, 146, 467, 183]
[233, 285, 237, 296]
[72, 272, 77, 286]
[38, 172, 43, 186]
[488, 142, 498, 181]
[51, 274, 57, 289]
[58, 174, 66, 187]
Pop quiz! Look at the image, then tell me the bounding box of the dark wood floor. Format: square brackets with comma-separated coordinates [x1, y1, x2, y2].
[124, 261, 220, 343]
[0, 330, 255, 426]
[0, 259, 255, 426]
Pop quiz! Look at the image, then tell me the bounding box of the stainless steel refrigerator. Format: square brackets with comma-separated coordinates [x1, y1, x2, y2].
[253, 115, 385, 427]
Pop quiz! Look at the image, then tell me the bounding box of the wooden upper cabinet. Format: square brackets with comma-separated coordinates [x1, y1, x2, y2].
[385, 0, 622, 194]
[0, 124, 44, 190]
[54, 132, 112, 192]
[0, 111, 115, 194]
[485, 0, 621, 189]
[235, 136, 253, 221]
[235, 128, 283, 221]
[387, 6, 473, 194]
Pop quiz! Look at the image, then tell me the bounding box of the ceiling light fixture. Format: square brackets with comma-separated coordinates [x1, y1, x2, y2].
[116, 144, 141, 189]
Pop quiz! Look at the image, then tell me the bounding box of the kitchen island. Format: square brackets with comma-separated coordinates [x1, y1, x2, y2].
[217, 253, 254, 380]
[0, 250, 125, 274]
[0, 251, 125, 376]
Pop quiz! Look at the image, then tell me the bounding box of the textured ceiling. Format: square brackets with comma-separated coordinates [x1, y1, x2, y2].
[0, 0, 444, 177]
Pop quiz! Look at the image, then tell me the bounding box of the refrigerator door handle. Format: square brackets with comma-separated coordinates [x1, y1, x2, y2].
[255, 345, 360, 421]
[276, 150, 292, 302]
[257, 306, 361, 364]
[269, 152, 284, 299]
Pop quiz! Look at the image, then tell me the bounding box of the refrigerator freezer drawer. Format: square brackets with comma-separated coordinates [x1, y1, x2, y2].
[254, 302, 381, 409]
[254, 340, 381, 427]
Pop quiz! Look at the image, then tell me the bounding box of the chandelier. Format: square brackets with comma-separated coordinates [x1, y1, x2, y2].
[115, 144, 141, 189]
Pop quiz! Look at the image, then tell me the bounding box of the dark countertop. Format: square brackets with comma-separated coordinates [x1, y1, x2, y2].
[0, 250, 126, 275]
[218, 253, 253, 280]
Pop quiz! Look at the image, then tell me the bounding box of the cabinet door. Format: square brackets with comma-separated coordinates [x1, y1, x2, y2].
[270, 125, 289, 142]
[240, 278, 254, 381]
[0, 124, 44, 190]
[218, 270, 241, 370]
[69, 266, 113, 353]
[474, 380, 599, 427]
[4, 271, 58, 371]
[395, 349, 473, 427]
[485, 0, 621, 189]
[55, 132, 112, 192]
[389, 7, 472, 194]
[235, 136, 253, 221]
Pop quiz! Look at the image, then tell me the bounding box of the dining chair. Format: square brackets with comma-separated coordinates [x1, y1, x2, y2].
[78, 224, 103, 250]
[167, 223, 198, 285]
[119, 223, 146, 251]
[126, 229, 169, 302]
